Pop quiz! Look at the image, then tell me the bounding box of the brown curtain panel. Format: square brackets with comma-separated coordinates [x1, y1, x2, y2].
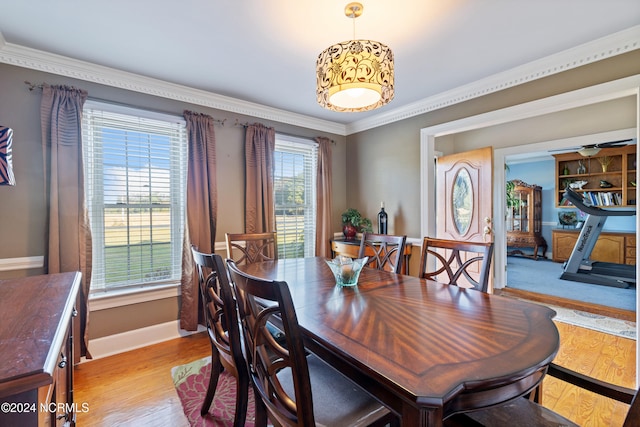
[40, 84, 92, 361]
[315, 137, 333, 257]
[180, 111, 217, 331]
[245, 123, 275, 235]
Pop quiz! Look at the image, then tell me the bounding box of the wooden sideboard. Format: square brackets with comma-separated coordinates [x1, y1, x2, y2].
[551, 229, 636, 265]
[330, 237, 412, 274]
[0, 272, 81, 427]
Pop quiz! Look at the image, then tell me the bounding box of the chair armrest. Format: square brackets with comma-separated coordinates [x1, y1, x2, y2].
[548, 363, 636, 404]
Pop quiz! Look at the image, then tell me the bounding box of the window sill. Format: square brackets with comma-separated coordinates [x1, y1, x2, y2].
[89, 283, 181, 311]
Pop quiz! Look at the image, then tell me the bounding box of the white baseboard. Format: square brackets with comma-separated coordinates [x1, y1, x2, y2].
[84, 320, 206, 362]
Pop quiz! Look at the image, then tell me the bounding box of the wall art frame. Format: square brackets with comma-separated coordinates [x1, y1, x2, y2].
[0, 125, 16, 186]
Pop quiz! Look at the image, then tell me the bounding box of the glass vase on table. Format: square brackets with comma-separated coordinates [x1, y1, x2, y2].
[325, 256, 369, 287]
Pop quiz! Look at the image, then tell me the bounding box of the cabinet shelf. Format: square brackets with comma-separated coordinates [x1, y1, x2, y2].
[554, 145, 636, 208]
[558, 187, 623, 193]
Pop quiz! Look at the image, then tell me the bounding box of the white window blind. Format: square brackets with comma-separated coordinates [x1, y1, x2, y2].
[274, 134, 318, 258]
[82, 101, 187, 294]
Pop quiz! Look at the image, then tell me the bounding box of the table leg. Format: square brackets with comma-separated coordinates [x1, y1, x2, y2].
[401, 403, 442, 426]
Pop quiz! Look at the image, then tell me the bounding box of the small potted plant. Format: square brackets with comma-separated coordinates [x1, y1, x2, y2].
[341, 208, 372, 240]
[506, 180, 520, 210]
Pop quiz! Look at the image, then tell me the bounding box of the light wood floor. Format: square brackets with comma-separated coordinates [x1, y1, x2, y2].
[74, 333, 210, 426]
[75, 322, 636, 426]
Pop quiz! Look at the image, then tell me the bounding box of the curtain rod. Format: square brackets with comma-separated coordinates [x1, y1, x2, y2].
[233, 119, 334, 143]
[25, 81, 333, 142]
[26, 81, 226, 126]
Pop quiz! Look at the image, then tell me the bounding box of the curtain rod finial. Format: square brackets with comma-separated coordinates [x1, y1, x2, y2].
[24, 81, 43, 91]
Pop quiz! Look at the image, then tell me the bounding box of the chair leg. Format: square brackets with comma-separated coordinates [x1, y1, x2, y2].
[252, 386, 269, 427]
[201, 349, 223, 416]
[530, 383, 543, 404]
[233, 370, 249, 427]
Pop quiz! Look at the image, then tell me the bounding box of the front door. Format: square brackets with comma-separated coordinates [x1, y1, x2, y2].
[436, 147, 494, 242]
[435, 146, 494, 287]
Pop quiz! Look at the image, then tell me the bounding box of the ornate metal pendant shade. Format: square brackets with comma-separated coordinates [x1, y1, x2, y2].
[316, 3, 394, 112]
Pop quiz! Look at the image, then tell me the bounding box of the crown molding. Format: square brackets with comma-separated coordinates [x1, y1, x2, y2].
[0, 40, 347, 135]
[346, 25, 640, 135]
[0, 25, 638, 137]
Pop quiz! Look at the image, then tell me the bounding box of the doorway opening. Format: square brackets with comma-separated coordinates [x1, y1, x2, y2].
[503, 139, 636, 322]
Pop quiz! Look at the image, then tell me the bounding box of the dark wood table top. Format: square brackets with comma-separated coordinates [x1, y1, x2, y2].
[240, 257, 560, 426]
[0, 272, 81, 398]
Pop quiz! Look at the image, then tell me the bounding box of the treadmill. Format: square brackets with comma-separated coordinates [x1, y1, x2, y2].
[560, 187, 636, 288]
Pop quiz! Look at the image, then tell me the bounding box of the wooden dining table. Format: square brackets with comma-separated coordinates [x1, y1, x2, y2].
[239, 257, 560, 427]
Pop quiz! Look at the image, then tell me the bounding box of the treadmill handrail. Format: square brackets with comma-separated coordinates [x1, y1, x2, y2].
[563, 188, 635, 217]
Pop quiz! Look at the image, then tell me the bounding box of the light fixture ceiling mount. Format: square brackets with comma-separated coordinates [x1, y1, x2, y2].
[577, 146, 601, 157]
[344, 2, 363, 19]
[316, 2, 394, 112]
[576, 139, 634, 157]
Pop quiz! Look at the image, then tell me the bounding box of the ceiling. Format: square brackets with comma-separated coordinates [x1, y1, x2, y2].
[0, 0, 639, 132]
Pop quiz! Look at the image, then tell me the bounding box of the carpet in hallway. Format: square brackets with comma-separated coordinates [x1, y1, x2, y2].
[506, 255, 636, 312]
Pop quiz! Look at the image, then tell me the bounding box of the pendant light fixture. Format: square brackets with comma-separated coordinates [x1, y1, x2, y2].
[316, 2, 394, 112]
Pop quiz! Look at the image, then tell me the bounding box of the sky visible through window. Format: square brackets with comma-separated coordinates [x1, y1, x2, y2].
[274, 151, 302, 177]
[101, 128, 172, 205]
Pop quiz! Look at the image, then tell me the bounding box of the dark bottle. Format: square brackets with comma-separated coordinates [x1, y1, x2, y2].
[377, 202, 388, 234]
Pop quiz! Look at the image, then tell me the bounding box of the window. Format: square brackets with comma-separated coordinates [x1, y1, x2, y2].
[83, 101, 187, 294]
[274, 134, 317, 258]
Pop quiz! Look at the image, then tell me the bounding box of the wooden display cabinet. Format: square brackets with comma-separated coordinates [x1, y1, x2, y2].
[506, 180, 547, 259]
[554, 145, 637, 208]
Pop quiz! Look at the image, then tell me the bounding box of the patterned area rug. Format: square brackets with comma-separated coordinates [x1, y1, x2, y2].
[513, 297, 637, 340]
[172, 356, 257, 427]
[550, 304, 636, 340]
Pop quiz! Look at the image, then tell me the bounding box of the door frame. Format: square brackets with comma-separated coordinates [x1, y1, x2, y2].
[420, 74, 640, 385]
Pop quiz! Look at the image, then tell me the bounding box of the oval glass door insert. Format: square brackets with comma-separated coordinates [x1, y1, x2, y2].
[452, 168, 473, 235]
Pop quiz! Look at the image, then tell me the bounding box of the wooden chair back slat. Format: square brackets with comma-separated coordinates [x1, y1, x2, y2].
[225, 232, 277, 265]
[419, 237, 493, 292]
[357, 233, 407, 274]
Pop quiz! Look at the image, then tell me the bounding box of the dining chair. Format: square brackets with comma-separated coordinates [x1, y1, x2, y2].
[357, 232, 407, 274]
[225, 231, 285, 343]
[225, 259, 398, 427]
[444, 362, 639, 426]
[225, 232, 277, 266]
[191, 247, 249, 426]
[418, 237, 494, 292]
